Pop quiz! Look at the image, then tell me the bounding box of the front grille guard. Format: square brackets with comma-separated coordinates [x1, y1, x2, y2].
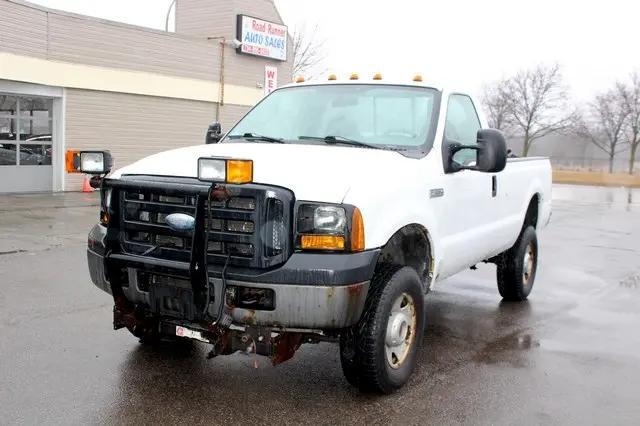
[102, 175, 293, 325]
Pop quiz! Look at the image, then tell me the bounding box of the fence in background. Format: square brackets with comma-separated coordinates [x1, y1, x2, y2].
[549, 156, 640, 175]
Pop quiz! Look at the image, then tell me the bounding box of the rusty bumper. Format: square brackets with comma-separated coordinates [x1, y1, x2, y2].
[88, 223, 378, 330]
[216, 278, 370, 329]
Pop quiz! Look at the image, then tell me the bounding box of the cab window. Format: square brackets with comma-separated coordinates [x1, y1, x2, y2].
[444, 94, 481, 164]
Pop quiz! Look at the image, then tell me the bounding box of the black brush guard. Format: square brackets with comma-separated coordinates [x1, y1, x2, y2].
[102, 175, 294, 326]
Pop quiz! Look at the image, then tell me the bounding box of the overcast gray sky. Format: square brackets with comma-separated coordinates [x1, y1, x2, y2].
[29, 0, 640, 101]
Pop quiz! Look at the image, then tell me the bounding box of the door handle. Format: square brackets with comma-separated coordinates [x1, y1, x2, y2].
[492, 175, 497, 197]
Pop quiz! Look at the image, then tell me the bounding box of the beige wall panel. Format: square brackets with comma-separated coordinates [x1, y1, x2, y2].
[176, 0, 235, 38]
[0, 1, 48, 58]
[219, 103, 250, 131]
[47, 14, 220, 81]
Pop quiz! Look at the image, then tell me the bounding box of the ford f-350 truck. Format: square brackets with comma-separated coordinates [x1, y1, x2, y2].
[78, 75, 551, 393]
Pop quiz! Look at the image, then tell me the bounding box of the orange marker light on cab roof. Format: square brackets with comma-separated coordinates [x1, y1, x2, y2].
[372, 72, 382, 80]
[327, 73, 337, 81]
[413, 74, 423, 82]
[349, 72, 359, 80]
[294, 75, 305, 83]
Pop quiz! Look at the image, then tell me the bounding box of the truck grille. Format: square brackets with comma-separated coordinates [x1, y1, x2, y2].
[122, 191, 196, 263]
[114, 177, 293, 269]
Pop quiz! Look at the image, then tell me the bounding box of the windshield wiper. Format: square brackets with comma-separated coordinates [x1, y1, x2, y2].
[228, 133, 285, 143]
[298, 135, 384, 150]
[299, 135, 408, 151]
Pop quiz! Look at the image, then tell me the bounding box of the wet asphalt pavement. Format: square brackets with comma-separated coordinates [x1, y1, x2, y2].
[1, 184, 639, 425]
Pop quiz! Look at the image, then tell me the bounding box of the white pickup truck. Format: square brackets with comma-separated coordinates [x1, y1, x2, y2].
[80, 76, 551, 393]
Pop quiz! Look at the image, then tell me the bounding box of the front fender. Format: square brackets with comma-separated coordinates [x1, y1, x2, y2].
[343, 188, 442, 277]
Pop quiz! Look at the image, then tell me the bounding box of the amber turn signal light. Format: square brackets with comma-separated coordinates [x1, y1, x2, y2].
[100, 211, 109, 225]
[65, 150, 81, 173]
[226, 160, 253, 184]
[350, 207, 365, 252]
[301, 235, 345, 251]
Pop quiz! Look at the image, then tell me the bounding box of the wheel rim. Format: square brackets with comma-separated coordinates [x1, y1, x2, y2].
[385, 292, 417, 369]
[522, 242, 535, 285]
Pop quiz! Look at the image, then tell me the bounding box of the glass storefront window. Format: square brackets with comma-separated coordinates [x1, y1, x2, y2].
[0, 117, 17, 141]
[0, 143, 17, 166]
[19, 98, 52, 141]
[19, 144, 52, 165]
[0, 95, 53, 166]
[0, 95, 17, 115]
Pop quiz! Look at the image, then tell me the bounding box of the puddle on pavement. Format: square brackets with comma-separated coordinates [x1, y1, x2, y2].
[553, 184, 639, 209]
[473, 330, 540, 367]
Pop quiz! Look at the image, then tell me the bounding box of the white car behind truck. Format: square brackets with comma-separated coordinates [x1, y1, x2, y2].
[78, 75, 551, 393]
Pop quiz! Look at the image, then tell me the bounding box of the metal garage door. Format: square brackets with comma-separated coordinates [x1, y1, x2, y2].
[0, 94, 53, 193]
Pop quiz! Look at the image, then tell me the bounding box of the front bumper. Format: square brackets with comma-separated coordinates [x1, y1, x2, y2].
[88, 224, 378, 329]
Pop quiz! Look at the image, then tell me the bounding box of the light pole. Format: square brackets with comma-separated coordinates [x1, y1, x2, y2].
[165, 0, 176, 32]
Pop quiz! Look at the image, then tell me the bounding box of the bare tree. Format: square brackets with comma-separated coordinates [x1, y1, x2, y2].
[617, 72, 640, 174]
[291, 24, 326, 79]
[501, 64, 577, 157]
[481, 79, 512, 132]
[576, 90, 629, 173]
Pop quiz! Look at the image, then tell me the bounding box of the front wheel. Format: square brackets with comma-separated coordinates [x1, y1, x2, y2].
[496, 225, 538, 301]
[339, 265, 425, 394]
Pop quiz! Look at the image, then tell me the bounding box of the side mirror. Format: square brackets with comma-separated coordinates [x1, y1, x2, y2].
[475, 129, 507, 172]
[205, 122, 222, 144]
[445, 129, 507, 173]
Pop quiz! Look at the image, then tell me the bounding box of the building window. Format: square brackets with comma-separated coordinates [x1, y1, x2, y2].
[0, 95, 53, 166]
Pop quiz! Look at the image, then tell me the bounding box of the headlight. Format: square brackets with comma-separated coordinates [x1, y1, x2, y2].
[314, 206, 346, 233]
[198, 158, 226, 181]
[198, 158, 253, 184]
[81, 152, 105, 173]
[296, 203, 364, 252]
[65, 150, 113, 174]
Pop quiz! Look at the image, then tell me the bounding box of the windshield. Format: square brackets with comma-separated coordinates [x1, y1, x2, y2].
[224, 84, 440, 152]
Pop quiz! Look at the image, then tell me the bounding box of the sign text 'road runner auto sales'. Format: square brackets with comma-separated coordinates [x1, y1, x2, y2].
[236, 14, 287, 61]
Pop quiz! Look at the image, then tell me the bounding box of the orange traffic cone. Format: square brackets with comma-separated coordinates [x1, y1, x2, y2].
[82, 175, 93, 193]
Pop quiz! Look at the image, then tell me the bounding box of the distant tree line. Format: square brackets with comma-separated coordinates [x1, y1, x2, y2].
[483, 64, 640, 174]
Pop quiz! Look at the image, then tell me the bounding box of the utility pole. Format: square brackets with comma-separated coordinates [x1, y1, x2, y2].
[165, 0, 176, 32]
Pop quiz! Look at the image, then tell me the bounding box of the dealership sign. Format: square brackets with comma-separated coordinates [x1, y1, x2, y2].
[264, 66, 277, 95]
[236, 15, 287, 61]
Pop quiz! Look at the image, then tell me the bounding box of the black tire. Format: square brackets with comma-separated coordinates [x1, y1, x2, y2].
[339, 265, 425, 394]
[496, 225, 538, 301]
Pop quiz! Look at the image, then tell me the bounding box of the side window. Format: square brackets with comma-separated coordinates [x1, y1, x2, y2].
[444, 94, 481, 164]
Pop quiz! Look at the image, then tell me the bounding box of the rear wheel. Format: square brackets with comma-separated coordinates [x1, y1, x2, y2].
[496, 225, 538, 301]
[339, 265, 424, 394]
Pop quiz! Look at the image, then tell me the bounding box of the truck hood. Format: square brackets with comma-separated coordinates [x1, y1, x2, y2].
[110, 142, 413, 203]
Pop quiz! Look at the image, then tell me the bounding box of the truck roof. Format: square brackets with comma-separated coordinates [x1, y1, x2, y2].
[280, 77, 444, 92]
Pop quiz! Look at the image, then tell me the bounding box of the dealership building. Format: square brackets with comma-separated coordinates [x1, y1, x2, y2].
[0, 0, 292, 193]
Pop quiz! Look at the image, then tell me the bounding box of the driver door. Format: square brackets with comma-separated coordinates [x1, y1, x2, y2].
[435, 94, 497, 278]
